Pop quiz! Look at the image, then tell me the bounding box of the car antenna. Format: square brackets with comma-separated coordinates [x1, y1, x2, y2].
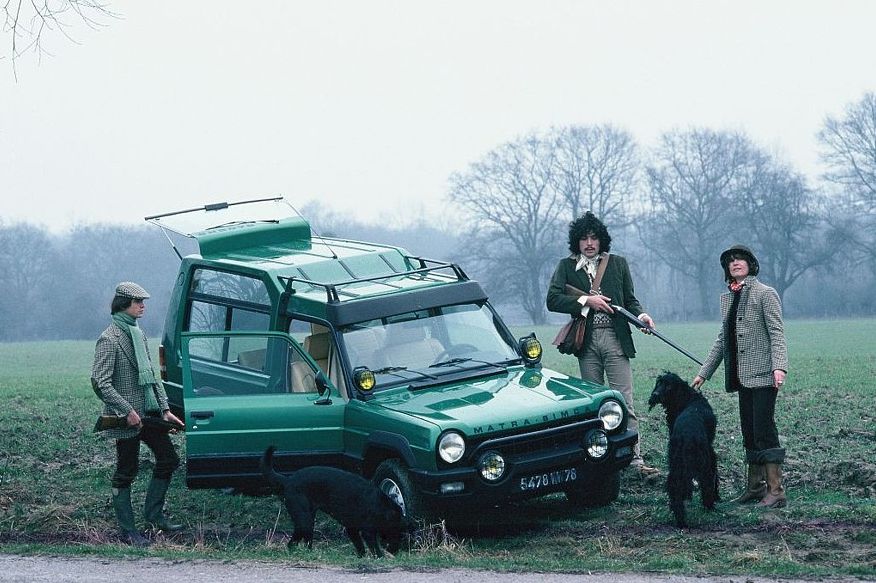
[285, 201, 339, 260]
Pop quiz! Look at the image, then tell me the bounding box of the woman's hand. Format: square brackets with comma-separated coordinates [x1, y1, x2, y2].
[773, 369, 786, 390]
[582, 293, 614, 313]
[692, 375, 705, 389]
[126, 409, 142, 428]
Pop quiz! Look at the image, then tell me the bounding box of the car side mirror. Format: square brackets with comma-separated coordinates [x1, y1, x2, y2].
[314, 371, 332, 405]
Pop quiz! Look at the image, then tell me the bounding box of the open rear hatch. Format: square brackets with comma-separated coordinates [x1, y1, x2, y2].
[145, 197, 311, 258]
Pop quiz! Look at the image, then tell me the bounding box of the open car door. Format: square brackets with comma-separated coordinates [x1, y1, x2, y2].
[180, 331, 346, 491]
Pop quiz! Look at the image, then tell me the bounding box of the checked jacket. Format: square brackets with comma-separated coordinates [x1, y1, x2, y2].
[91, 322, 170, 440]
[698, 276, 788, 391]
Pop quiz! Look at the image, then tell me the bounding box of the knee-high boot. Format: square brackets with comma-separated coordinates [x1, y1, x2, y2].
[112, 488, 150, 546]
[758, 463, 787, 508]
[732, 463, 766, 503]
[143, 478, 184, 532]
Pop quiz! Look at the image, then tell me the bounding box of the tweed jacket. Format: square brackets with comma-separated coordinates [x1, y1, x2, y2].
[697, 276, 789, 391]
[91, 322, 170, 439]
[546, 253, 645, 358]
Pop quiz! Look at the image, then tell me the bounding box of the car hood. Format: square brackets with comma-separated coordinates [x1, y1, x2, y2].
[367, 367, 613, 436]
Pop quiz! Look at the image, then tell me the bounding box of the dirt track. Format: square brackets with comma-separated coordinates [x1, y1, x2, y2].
[1, 554, 873, 583]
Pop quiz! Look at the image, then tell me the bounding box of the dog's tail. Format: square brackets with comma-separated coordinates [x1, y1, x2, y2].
[260, 445, 284, 490]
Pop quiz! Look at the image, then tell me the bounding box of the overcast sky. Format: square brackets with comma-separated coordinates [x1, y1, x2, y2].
[2, 1, 875, 233]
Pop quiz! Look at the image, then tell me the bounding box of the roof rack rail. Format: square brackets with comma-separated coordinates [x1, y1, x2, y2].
[278, 257, 469, 307]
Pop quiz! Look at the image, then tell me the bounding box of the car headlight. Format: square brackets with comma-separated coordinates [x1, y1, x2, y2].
[438, 432, 466, 464]
[478, 451, 506, 481]
[584, 429, 609, 459]
[599, 399, 624, 432]
[518, 334, 542, 367]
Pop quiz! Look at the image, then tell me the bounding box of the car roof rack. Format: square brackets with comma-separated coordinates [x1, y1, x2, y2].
[279, 256, 470, 304]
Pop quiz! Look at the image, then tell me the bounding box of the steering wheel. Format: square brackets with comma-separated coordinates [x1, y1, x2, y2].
[432, 343, 478, 364]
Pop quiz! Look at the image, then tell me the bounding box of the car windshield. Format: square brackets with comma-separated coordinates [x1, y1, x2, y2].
[341, 303, 519, 389]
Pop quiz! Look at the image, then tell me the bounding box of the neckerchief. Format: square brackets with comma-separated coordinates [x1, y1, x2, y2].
[728, 280, 745, 293]
[575, 254, 600, 280]
[112, 312, 160, 413]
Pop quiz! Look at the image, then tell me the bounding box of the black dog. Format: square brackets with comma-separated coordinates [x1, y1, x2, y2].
[260, 446, 404, 557]
[648, 372, 720, 527]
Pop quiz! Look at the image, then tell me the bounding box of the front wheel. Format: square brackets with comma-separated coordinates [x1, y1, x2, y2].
[373, 459, 433, 525]
[565, 471, 621, 508]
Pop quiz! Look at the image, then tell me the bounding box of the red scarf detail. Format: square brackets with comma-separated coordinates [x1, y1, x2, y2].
[728, 280, 745, 293]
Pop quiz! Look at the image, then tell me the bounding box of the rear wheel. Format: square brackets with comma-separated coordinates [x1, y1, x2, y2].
[565, 471, 621, 508]
[373, 459, 432, 525]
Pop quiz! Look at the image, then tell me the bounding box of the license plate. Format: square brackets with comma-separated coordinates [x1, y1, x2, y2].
[519, 467, 577, 492]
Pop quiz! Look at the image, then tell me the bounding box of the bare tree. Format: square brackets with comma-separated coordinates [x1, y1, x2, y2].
[0, 221, 58, 339]
[550, 124, 641, 229]
[448, 133, 565, 324]
[738, 159, 829, 301]
[642, 129, 759, 318]
[2, 0, 114, 77]
[818, 92, 876, 262]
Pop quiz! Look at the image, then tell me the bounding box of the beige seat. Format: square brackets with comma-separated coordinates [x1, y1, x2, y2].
[289, 331, 331, 394]
[385, 321, 444, 368]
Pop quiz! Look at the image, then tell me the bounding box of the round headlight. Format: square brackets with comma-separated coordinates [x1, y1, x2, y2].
[518, 334, 542, 366]
[478, 451, 506, 481]
[599, 399, 624, 431]
[353, 367, 376, 392]
[584, 429, 609, 459]
[438, 432, 466, 464]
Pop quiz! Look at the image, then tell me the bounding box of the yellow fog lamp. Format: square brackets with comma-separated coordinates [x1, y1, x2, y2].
[353, 366, 376, 392]
[518, 334, 542, 367]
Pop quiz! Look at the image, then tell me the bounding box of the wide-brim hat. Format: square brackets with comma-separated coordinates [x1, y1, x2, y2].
[115, 281, 150, 300]
[720, 245, 759, 275]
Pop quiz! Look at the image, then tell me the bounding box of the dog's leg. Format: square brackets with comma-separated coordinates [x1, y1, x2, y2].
[699, 451, 719, 510]
[361, 528, 384, 558]
[285, 498, 316, 550]
[345, 527, 368, 557]
[666, 469, 688, 528]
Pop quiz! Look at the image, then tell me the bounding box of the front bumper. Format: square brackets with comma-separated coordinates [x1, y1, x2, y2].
[409, 426, 637, 505]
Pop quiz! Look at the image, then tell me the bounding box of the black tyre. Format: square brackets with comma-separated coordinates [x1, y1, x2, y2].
[565, 471, 621, 508]
[373, 459, 432, 525]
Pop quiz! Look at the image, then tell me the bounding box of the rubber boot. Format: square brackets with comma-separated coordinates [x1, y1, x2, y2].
[758, 463, 787, 508]
[143, 478, 184, 532]
[732, 463, 766, 503]
[112, 487, 150, 546]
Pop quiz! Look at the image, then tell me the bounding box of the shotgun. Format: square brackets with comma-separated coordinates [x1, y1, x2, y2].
[564, 283, 703, 365]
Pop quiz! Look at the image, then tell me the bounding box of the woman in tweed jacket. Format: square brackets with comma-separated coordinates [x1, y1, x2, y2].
[91, 282, 184, 545]
[693, 245, 789, 508]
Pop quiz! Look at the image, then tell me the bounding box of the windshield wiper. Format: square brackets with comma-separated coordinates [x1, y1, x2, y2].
[429, 357, 507, 371]
[372, 366, 439, 381]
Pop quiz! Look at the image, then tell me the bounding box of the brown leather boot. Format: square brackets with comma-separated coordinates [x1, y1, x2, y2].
[733, 463, 766, 503]
[758, 463, 787, 508]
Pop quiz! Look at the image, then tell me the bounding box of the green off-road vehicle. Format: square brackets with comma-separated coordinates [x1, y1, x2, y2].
[146, 197, 637, 522]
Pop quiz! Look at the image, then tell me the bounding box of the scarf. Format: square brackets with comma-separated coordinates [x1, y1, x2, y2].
[112, 312, 160, 414]
[575, 254, 600, 279]
[728, 280, 745, 293]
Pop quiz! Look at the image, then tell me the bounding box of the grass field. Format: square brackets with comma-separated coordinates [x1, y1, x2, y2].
[0, 320, 874, 576]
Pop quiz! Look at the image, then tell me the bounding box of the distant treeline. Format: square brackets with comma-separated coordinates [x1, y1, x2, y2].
[3, 92, 876, 340]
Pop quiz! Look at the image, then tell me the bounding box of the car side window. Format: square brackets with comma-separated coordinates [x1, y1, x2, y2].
[187, 334, 317, 396]
[186, 268, 271, 334]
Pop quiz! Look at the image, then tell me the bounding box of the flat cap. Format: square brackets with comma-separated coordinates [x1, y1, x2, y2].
[114, 281, 150, 299]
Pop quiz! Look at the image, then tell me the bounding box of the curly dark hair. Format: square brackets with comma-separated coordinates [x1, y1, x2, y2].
[567, 212, 611, 255]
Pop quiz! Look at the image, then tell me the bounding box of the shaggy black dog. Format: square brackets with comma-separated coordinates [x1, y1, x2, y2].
[260, 446, 404, 557]
[648, 372, 720, 527]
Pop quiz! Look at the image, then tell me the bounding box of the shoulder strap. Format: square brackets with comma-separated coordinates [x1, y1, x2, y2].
[591, 253, 610, 293]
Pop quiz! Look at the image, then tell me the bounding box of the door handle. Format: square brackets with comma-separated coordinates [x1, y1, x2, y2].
[190, 410, 215, 420]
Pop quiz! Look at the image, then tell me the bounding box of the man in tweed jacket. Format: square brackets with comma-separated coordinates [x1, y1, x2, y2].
[694, 245, 789, 508]
[91, 282, 184, 545]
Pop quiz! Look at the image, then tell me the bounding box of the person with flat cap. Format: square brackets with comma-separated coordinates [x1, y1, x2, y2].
[91, 282, 185, 546]
[693, 245, 789, 508]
